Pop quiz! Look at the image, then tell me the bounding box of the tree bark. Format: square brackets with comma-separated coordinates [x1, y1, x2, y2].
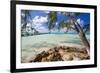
[75, 21, 90, 55]
[79, 32, 90, 49]
[78, 31, 90, 55]
[72, 18, 90, 54]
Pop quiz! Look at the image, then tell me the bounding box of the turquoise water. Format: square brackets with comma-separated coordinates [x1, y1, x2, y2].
[21, 33, 90, 62]
[22, 33, 90, 49]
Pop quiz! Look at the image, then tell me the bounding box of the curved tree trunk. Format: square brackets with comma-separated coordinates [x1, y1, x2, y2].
[76, 21, 90, 55]
[79, 32, 90, 52]
[72, 19, 90, 55]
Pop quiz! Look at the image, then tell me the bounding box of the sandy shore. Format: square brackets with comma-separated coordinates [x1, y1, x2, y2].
[21, 43, 88, 63]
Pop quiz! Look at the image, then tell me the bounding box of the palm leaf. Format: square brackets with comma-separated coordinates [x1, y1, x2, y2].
[48, 11, 57, 30]
[58, 20, 75, 32]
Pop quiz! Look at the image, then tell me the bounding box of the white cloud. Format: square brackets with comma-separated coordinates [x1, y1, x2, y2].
[77, 18, 84, 25]
[32, 16, 48, 33]
[77, 18, 84, 27]
[32, 16, 48, 26]
[36, 26, 49, 33]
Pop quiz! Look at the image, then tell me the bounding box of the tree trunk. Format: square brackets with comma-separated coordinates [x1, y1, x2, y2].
[78, 31, 90, 55]
[76, 20, 90, 55]
[72, 18, 90, 55]
[79, 32, 90, 49]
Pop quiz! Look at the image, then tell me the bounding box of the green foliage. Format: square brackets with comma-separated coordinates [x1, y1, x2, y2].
[61, 12, 80, 17]
[58, 20, 75, 32]
[75, 13, 80, 16]
[47, 11, 80, 32]
[48, 11, 57, 30]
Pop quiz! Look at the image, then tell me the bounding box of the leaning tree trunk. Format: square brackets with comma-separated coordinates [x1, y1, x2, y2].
[72, 18, 90, 55]
[79, 31, 90, 52]
[76, 22, 90, 55]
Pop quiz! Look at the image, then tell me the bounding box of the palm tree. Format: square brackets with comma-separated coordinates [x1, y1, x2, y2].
[21, 10, 39, 36]
[21, 10, 31, 30]
[47, 12, 90, 54]
[48, 11, 57, 33]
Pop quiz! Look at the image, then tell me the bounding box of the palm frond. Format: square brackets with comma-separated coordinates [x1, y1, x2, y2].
[48, 11, 57, 30]
[58, 20, 75, 32]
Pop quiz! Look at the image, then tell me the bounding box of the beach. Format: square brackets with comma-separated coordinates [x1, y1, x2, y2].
[21, 33, 90, 63]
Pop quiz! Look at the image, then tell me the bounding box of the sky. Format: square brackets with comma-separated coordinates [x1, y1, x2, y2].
[21, 10, 90, 33]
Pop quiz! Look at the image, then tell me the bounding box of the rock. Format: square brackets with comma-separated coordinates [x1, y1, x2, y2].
[33, 54, 43, 62]
[41, 57, 48, 62]
[33, 51, 49, 62]
[40, 51, 49, 57]
[52, 52, 62, 61]
[58, 49, 73, 61]
[62, 53, 73, 61]
[79, 48, 88, 54]
[27, 46, 89, 62]
[74, 52, 90, 60]
[48, 49, 55, 54]
[47, 53, 54, 61]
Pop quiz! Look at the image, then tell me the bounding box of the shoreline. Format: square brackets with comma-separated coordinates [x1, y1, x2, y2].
[21, 43, 88, 63]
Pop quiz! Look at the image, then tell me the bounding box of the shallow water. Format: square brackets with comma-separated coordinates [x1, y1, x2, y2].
[22, 33, 90, 49]
[21, 33, 90, 62]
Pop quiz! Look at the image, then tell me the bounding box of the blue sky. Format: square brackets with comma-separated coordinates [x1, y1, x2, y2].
[21, 10, 90, 33]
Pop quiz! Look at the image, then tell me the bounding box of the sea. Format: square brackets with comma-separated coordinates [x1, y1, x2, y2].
[21, 33, 90, 62]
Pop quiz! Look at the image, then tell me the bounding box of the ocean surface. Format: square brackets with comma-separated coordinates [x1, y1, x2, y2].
[22, 33, 90, 49]
[21, 33, 90, 62]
